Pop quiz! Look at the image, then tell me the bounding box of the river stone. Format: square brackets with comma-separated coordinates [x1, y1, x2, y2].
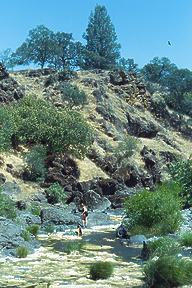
[83, 190, 111, 212]
[88, 211, 113, 226]
[2, 181, 21, 197]
[40, 206, 80, 225]
[93, 197, 111, 212]
[0, 217, 23, 250]
[17, 211, 41, 226]
[130, 235, 147, 244]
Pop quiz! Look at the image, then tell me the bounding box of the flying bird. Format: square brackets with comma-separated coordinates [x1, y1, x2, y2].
[168, 41, 171, 46]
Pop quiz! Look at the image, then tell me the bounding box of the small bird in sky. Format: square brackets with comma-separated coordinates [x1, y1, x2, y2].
[168, 41, 171, 46]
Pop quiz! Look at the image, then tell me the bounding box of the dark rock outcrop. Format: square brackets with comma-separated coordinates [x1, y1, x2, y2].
[141, 146, 161, 185]
[44, 154, 80, 190]
[0, 63, 24, 103]
[40, 205, 80, 225]
[83, 190, 111, 211]
[126, 111, 159, 138]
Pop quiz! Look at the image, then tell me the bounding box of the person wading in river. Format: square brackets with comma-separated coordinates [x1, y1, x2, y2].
[81, 203, 88, 228]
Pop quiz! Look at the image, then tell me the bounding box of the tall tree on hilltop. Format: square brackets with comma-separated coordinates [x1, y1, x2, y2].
[14, 25, 54, 68]
[83, 5, 120, 69]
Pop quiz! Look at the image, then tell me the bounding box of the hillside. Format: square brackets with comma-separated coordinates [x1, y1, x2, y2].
[0, 68, 191, 206]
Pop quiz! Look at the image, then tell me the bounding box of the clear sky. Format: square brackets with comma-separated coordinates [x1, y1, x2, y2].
[0, 0, 191, 69]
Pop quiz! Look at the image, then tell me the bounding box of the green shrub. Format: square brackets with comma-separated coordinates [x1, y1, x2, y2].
[30, 203, 41, 216]
[114, 135, 139, 167]
[0, 96, 92, 158]
[21, 230, 31, 241]
[24, 145, 47, 181]
[62, 240, 84, 254]
[0, 189, 16, 219]
[26, 224, 39, 238]
[170, 157, 192, 207]
[144, 256, 192, 287]
[60, 83, 87, 108]
[90, 261, 114, 280]
[16, 246, 28, 258]
[124, 182, 182, 235]
[180, 232, 192, 247]
[45, 182, 66, 204]
[45, 224, 55, 234]
[148, 237, 181, 258]
[0, 107, 16, 151]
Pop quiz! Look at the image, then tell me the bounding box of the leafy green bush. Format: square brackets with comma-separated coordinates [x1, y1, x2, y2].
[0, 106, 17, 151]
[114, 135, 139, 166]
[30, 203, 41, 216]
[148, 237, 181, 258]
[20, 230, 31, 241]
[0, 96, 92, 158]
[90, 261, 114, 280]
[144, 256, 192, 287]
[180, 232, 192, 247]
[45, 182, 66, 204]
[60, 83, 87, 108]
[124, 182, 182, 235]
[16, 246, 28, 258]
[24, 145, 47, 181]
[0, 189, 16, 219]
[114, 135, 139, 174]
[26, 224, 39, 238]
[170, 157, 192, 207]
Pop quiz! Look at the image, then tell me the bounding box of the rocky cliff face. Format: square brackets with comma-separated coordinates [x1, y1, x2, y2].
[0, 63, 24, 103]
[1, 68, 192, 207]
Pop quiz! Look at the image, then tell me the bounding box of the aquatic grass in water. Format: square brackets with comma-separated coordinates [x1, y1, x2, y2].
[90, 261, 114, 280]
[16, 246, 28, 258]
[21, 229, 31, 241]
[54, 240, 84, 254]
[27, 224, 39, 238]
[45, 224, 55, 234]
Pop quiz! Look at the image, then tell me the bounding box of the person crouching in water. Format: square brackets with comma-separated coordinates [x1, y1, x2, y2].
[81, 203, 88, 228]
[76, 224, 83, 237]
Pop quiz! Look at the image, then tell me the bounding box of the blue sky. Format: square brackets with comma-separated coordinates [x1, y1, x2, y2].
[0, 0, 191, 68]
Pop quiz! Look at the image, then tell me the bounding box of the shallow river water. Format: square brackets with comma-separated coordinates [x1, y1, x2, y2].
[0, 215, 144, 288]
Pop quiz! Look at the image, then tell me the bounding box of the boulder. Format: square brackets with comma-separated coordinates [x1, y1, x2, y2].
[0, 218, 23, 250]
[0, 63, 9, 80]
[97, 178, 119, 196]
[2, 181, 22, 197]
[40, 206, 80, 225]
[0, 65, 24, 104]
[109, 70, 129, 85]
[126, 111, 159, 138]
[44, 154, 80, 190]
[130, 235, 147, 244]
[141, 146, 161, 185]
[87, 211, 113, 226]
[17, 211, 41, 226]
[0, 173, 6, 185]
[0, 217, 40, 256]
[83, 190, 111, 211]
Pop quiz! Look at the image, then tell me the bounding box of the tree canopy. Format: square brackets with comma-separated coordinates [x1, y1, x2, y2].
[0, 96, 93, 158]
[83, 5, 120, 69]
[142, 57, 192, 114]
